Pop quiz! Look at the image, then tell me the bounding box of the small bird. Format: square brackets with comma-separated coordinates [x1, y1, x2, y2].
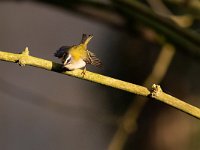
[54, 34, 102, 75]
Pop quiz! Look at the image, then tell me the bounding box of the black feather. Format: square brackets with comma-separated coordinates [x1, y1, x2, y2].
[81, 34, 88, 44]
[54, 46, 70, 58]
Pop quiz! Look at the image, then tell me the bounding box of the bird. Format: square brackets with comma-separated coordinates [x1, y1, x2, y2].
[54, 34, 102, 75]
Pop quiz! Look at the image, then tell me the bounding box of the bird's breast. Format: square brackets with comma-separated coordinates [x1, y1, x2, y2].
[64, 59, 86, 70]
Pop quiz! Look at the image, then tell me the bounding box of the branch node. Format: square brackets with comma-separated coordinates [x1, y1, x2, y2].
[150, 84, 163, 98]
[18, 47, 30, 66]
[21, 47, 30, 55]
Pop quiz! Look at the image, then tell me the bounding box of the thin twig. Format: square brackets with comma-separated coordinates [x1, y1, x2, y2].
[0, 48, 200, 119]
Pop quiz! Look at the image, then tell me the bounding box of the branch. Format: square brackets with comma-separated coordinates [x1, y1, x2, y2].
[0, 48, 200, 119]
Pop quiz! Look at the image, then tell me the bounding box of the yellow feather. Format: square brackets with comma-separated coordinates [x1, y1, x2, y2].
[69, 44, 88, 61]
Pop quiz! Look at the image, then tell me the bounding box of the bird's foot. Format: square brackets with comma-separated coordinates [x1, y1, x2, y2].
[81, 67, 86, 77]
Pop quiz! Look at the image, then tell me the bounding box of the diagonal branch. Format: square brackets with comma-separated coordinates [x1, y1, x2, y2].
[0, 48, 200, 119]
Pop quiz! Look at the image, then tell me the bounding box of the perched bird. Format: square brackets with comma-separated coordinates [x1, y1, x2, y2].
[54, 34, 102, 75]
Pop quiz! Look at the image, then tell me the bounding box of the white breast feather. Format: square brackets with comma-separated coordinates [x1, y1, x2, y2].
[64, 59, 86, 70]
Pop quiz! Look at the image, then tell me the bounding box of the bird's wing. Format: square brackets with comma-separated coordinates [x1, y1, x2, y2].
[54, 46, 71, 58]
[84, 50, 102, 67]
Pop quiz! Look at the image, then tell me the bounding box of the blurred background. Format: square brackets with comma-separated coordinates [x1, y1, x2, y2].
[0, 0, 200, 150]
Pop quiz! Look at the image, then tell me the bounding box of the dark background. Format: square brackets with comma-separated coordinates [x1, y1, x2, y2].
[0, 1, 200, 150]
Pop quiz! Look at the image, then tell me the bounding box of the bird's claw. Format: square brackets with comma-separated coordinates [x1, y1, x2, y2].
[81, 67, 86, 77]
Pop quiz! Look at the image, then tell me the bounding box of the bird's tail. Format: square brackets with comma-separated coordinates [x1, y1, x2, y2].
[81, 34, 93, 47]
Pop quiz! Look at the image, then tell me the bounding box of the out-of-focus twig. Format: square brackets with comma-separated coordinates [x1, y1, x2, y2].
[111, 0, 200, 57]
[0, 0, 200, 58]
[147, 0, 193, 27]
[108, 43, 175, 150]
[33, 0, 200, 60]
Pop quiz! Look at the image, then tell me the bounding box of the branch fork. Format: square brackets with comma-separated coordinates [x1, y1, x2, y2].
[150, 84, 163, 98]
[18, 47, 30, 66]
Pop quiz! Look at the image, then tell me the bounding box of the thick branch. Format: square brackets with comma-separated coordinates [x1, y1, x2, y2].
[0, 48, 200, 119]
[0, 48, 149, 96]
